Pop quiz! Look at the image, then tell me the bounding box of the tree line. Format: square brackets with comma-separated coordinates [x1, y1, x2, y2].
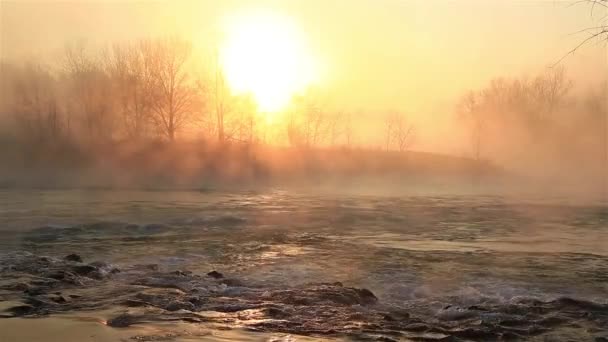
[1, 37, 604, 171]
[0, 38, 419, 153]
[457, 66, 607, 183]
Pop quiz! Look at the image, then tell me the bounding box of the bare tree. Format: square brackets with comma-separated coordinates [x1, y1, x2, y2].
[391, 112, 415, 152]
[145, 38, 199, 141]
[62, 42, 114, 142]
[287, 94, 329, 148]
[328, 110, 344, 147]
[223, 94, 257, 144]
[384, 113, 394, 151]
[394, 117, 415, 152]
[585, 82, 608, 200]
[558, 0, 607, 63]
[531, 66, 572, 121]
[344, 111, 354, 148]
[104, 42, 156, 140]
[384, 111, 414, 152]
[458, 91, 484, 161]
[212, 49, 229, 143]
[12, 63, 63, 142]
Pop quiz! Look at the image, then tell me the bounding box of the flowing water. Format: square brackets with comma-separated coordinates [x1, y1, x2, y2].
[0, 189, 607, 341]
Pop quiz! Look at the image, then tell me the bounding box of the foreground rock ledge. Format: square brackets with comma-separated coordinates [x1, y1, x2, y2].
[1, 252, 607, 341]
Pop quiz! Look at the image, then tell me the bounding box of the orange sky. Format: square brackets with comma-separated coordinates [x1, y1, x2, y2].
[1, 0, 606, 152]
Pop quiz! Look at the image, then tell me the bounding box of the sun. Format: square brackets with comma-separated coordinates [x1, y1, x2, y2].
[220, 10, 319, 114]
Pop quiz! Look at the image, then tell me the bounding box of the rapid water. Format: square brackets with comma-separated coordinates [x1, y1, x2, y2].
[0, 189, 606, 341]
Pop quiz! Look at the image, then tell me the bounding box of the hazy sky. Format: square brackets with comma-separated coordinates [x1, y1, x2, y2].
[1, 0, 606, 152]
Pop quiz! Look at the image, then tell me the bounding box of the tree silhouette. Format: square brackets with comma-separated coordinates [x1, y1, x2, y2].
[63, 42, 114, 142]
[104, 42, 156, 139]
[384, 111, 414, 152]
[145, 38, 199, 141]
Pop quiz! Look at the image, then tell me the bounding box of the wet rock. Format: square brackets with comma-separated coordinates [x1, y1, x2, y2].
[403, 323, 430, 332]
[50, 294, 70, 303]
[207, 271, 224, 279]
[38, 256, 53, 263]
[437, 306, 478, 321]
[121, 299, 150, 307]
[142, 224, 170, 233]
[1, 282, 30, 291]
[166, 301, 195, 312]
[64, 254, 83, 263]
[382, 309, 410, 322]
[500, 331, 524, 340]
[72, 262, 119, 280]
[320, 286, 377, 305]
[25, 296, 56, 308]
[269, 284, 378, 307]
[132, 275, 192, 292]
[374, 337, 398, 342]
[129, 288, 195, 311]
[537, 315, 567, 327]
[2, 252, 606, 339]
[5, 305, 36, 316]
[90, 261, 120, 275]
[264, 306, 291, 318]
[553, 297, 608, 312]
[498, 317, 530, 327]
[107, 312, 205, 328]
[107, 313, 140, 327]
[446, 327, 500, 340]
[72, 265, 97, 276]
[187, 296, 205, 306]
[30, 278, 59, 287]
[134, 264, 160, 271]
[221, 278, 242, 286]
[348, 312, 366, 320]
[355, 288, 378, 304]
[46, 270, 84, 286]
[467, 305, 488, 311]
[24, 286, 48, 296]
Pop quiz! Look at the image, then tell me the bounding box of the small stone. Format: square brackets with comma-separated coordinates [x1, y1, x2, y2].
[50, 295, 69, 303]
[166, 301, 195, 312]
[64, 254, 83, 263]
[107, 313, 138, 327]
[355, 288, 378, 304]
[72, 265, 97, 276]
[187, 296, 205, 305]
[207, 271, 223, 279]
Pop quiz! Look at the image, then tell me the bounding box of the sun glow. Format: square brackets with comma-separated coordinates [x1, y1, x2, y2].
[220, 10, 319, 114]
